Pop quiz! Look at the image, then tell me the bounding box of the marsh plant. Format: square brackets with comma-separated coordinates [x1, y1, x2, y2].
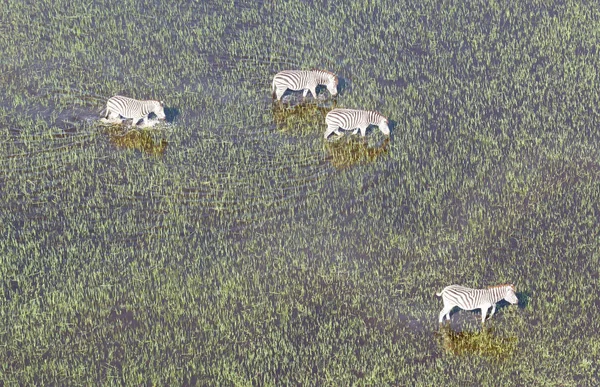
[271, 101, 334, 134]
[1, 0, 600, 385]
[437, 325, 517, 360]
[325, 136, 390, 169]
[109, 129, 168, 156]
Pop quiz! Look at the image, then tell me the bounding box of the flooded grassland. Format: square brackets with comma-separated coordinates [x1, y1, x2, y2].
[1, 0, 600, 384]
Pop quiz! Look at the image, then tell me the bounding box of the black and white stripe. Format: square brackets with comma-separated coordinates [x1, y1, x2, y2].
[103, 95, 166, 125]
[272, 70, 338, 101]
[324, 109, 390, 138]
[436, 284, 518, 324]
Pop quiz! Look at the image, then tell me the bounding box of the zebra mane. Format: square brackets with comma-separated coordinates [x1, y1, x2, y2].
[487, 284, 515, 291]
[370, 110, 387, 122]
[312, 69, 338, 83]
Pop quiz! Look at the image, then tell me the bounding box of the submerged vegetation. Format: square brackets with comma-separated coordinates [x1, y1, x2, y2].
[437, 325, 517, 359]
[271, 100, 333, 134]
[325, 136, 390, 169]
[104, 125, 169, 156]
[1, 0, 600, 384]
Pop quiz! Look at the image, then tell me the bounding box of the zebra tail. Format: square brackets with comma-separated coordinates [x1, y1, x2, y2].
[99, 107, 107, 118]
[271, 79, 276, 99]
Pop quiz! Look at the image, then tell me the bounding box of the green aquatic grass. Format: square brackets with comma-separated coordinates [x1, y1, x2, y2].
[1, 0, 600, 385]
[325, 136, 390, 169]
[104, 125, 169, 155]
[437, 325, 517, 359]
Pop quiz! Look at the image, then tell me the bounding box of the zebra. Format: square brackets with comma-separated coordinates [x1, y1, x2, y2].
[102, 95, 166, 125]
[272, 70, 338, 101]
[324, 109, 390, 139]
[437, 284, 518, 325]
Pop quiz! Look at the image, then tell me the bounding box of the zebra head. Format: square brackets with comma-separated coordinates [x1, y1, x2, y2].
[153, 100, 166, 120]
[327, 74, 338, 97]
[378, 116, 390, 136]
[504, 284, 519, 304]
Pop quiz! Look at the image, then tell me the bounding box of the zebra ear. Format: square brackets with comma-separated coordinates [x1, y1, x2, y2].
[160, 101, 165, 107]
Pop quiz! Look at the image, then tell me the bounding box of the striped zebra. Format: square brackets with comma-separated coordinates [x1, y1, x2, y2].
[324, 109, 390, 139]
[102, 95, 166, 125]
[272, 70, 338, 101]
[437, 284, 518, 324]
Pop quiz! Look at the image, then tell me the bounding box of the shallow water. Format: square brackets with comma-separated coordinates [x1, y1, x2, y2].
[1, 0, 600, 384]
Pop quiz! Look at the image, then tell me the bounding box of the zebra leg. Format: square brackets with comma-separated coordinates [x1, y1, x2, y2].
[303, 89, 310, 98]
[334, 129, 344, 136]
[439, 306, 452, 324]
[480, 306, 489, 324]
[106, 111, 121, 123]
[360, 126, 368, 137]
[489, 304, 496, 319]
[324, 125, 339, 139]
[276, 88, 285, 101]
[352, 129, 360, 135]
[438, 310, 445, 324]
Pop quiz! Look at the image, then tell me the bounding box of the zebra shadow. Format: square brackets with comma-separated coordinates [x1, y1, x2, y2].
[313, 79, 349, 100]
[436, 324, 517, 359]
[163, 106, 180, 123]
[515, 291, 531, 309]
[493, 290, 530, 314]
[387, 119, 398, 139]
[335, 76, 351, 97]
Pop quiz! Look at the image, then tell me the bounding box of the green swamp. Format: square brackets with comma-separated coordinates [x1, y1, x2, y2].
[1, 0, 599, 384]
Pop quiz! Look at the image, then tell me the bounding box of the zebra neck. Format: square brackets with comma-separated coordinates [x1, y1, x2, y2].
[314, 71, 329, 83]
[487, 287, 508, 303]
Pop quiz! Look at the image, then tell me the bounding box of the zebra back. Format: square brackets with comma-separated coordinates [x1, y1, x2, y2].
[437, 285, 483, 310]
[326, 109, 386, 126]
[273, 69, 337, 90]
[439, 284, 515, 308]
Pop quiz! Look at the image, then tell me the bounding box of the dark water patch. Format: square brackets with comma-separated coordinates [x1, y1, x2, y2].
[0, 136, 94, 161]
[335, 76, 352, 97]
[108, 304, 140, 331]
[516, 291, 531, 310]
[2, 0, 600, 384]
[163, 106, 180, 123]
